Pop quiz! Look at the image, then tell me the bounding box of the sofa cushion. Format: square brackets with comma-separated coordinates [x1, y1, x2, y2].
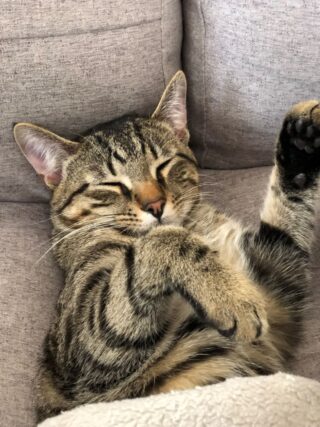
[1, 167, 319, 426]
[0, 202, 63, 427]
[183, 0, 320, 169]
[0, 0, 182, 202]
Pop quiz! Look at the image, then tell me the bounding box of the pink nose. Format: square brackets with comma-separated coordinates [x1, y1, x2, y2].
[144, 199, 165, 219]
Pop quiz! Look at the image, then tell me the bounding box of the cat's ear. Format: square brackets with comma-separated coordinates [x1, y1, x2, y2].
[13, 123, 79, 188]
[152, 70, 189, 143]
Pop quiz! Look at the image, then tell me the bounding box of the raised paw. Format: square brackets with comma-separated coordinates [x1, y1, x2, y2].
[211, 291, 269, 343]
[277, 100, 320, 189]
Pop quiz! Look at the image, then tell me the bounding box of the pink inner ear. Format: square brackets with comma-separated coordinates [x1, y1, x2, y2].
[169, 98, 187, 137]
[27, 152, 62, 185]
[176, 128, 188, 140]
[175, 102, 187, 129]
[47, 172, 62, 185]
[46, 171, 62, 186]
[28, 152, 50, 176]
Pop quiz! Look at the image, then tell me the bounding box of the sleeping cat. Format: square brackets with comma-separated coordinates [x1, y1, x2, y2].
[13, 71, 319, 422]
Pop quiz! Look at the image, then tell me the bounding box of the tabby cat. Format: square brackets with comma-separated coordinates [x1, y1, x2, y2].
[14, 71, 320, 422]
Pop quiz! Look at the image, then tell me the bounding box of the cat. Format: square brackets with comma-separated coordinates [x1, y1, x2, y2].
[13, 71, 320, 422]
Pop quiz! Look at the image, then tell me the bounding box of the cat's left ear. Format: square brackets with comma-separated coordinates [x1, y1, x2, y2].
[152, 70, 189, 143]
[13, 123, 79, 188]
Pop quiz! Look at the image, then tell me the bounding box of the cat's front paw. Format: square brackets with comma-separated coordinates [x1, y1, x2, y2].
[277, 100, 320, 189]
[214, 293, 268, 343]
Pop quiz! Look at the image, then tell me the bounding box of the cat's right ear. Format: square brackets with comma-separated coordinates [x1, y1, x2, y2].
[13, 123, 79, 189]
[152, 70, 189, 143]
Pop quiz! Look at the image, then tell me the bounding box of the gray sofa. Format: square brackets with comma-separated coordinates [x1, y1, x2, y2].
[1, 1, 320, 426]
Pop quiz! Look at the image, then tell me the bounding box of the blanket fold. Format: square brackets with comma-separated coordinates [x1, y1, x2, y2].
[39, 373, 320, 427]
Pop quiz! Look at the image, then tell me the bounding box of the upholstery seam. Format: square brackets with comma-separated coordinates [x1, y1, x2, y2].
[0, 17, 161, 43]
[0, 200, 49, 205]
[200, 0, 208, 168]
[160, 0, 167, 90]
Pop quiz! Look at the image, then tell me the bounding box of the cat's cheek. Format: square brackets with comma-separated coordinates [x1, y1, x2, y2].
[162, 202, 175, 219]
[162, 202, 183, 226]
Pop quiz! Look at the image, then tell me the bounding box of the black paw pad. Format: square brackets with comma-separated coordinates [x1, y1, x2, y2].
[292, 138, 307, 150]
[286, 119, 320, 151]
[293, 173, 307, 188]
[294, 118, 307, 134]
[278, 115, 320, 189]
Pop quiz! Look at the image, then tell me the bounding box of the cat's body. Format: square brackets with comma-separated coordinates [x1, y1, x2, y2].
[13, 72, 320, 422]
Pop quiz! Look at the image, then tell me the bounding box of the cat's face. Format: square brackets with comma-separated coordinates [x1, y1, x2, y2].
[13, 71, 199, 233]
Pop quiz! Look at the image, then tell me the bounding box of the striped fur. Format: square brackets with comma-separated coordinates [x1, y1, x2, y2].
[13, 73, 320, 422]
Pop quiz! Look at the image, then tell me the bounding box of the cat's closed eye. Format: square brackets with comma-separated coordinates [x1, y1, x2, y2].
[98, 181, 132, 199]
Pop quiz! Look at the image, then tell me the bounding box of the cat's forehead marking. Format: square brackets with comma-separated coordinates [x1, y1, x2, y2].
[94, 118, 169, 160]
[116, 175, 132, 189]
[84, 173, 98, 183]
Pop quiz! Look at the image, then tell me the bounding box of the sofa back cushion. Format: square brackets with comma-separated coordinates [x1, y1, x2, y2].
[183, 0, 320, 169]
[1, 0, 182, 202]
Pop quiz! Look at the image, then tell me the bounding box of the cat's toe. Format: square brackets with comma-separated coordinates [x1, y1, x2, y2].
[236, 304, 268, 342]
[292, 137, 307, 150]
[292, 173, 307, 188]
[216, 300, 268, 343]
[306, 124, 315, 139]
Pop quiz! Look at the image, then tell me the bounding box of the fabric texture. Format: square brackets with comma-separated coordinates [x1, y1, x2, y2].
[0, 202, 63, 427]
[183, 0, 320, 169]
[38, 373, 320, 427]
[0, 0, 182, 202]
[1, 167, 320, 426]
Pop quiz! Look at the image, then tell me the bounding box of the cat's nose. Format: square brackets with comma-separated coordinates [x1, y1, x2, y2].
[143, 199, 165, 220]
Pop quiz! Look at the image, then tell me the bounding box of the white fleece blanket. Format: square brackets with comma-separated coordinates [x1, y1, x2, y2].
[39, 373, 320, 427]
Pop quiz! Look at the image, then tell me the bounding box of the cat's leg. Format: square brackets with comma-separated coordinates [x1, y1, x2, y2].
[244, 100, 320, 284]
[237, 101, 320, 356]
[200, 101, 320, 278]
[260, 100, 320, 252]
[191, 101, 320, 360]
[104, 225, 268, 347]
